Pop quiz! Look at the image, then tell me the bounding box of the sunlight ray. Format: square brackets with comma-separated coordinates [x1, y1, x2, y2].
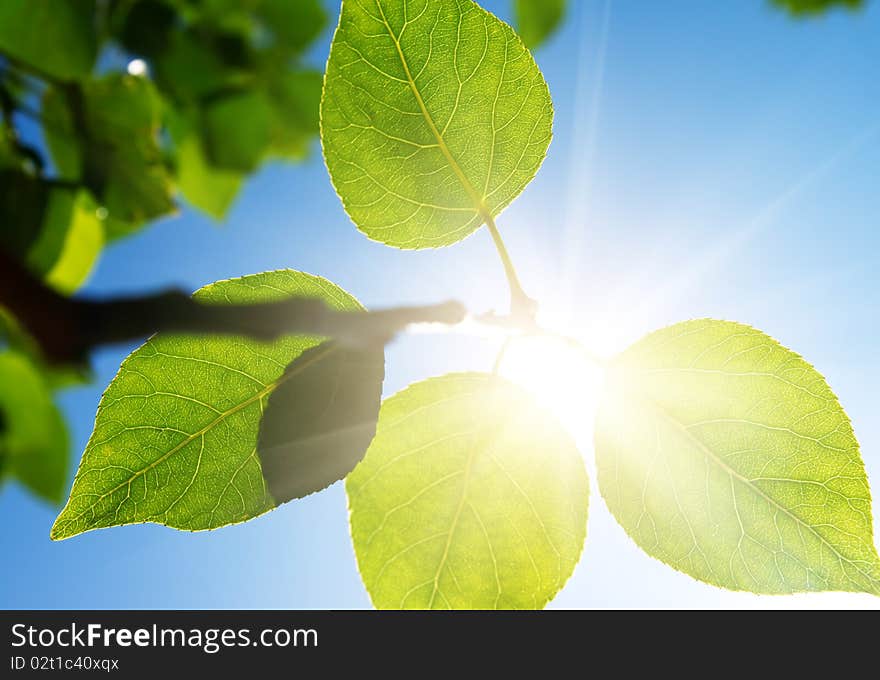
[631, 122, 880, 325]
[560, 0, 614, 318]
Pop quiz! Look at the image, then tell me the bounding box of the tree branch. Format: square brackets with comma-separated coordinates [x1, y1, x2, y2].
[0, 249, 466, 365]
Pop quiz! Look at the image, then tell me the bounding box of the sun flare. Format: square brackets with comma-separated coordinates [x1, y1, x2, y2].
[496, 334, 606, 445]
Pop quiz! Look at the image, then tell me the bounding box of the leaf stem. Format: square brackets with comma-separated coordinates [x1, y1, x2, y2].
[0, 50, 67, 86]
[492, 337, 513, 375]
[538, 330, 608, 368]
[483, 214, 537, 321]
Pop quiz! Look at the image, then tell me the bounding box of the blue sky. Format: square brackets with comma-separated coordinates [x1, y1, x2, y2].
[2, 0, 879, 609]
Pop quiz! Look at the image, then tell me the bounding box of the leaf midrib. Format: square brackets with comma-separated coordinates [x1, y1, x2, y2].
[646, 398, 880, 594]
[372, 0, 492, 224]
[427, 381, 512, 609]
[53, 343, 338, 537]
[426, 426, 481, 609]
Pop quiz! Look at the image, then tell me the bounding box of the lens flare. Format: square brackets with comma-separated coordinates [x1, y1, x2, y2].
[496, 334, 605, 446]
[126, 59, 148, 77]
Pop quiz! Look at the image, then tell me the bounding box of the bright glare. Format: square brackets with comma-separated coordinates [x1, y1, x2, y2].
[728, 591, 880, 610]
[497, 334, 605, 445]
[409, 308, 610, 445]
[127, 59, 148, 77]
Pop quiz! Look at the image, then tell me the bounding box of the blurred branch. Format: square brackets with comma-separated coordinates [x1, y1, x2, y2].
[0, 50, 66, 87]
[0, 249, 466, 365]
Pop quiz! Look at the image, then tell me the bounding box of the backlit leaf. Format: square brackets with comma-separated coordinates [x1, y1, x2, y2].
[595, 319, 880, 595]
[52, 271, 385, 540]
[348, 373, 588, 609]
[321, 0, 553, 249]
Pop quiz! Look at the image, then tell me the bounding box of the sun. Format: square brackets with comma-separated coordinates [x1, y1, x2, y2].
[495, 332, 606, 445]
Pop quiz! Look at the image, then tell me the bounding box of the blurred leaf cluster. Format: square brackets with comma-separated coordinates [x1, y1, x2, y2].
[772, 0, 865, 15]
[0, 0, 326, 504]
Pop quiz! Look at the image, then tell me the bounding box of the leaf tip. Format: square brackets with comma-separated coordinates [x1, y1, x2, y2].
[49, 514, 75, 542]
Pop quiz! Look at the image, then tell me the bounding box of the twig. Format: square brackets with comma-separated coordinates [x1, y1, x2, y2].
[0, 50, 67, 87]
[0, 249, 466, 365]
[477, 310, 609, 368]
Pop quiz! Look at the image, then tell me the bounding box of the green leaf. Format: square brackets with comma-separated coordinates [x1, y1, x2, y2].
[196, 0, 261, 36]
[27, 189, 104, 295]
[256, 0, 328, 54]
[266, 70, 323, 160]
[514, 0, 566, 49]
[153, 27, 249, 102]
[0, 351, 69, 504]
[0, 0, 97, 81]
[112, 0, 178, 59]
[595, 319, 880, 595]
[52, 270, 385, 540]
[202, 90, 273, 173]
[167, 107, 244, 220]
[42, 75, 176, 236]
[0, 171, 103, 293]
[321, 0, 553, 249]
[347, 373, 589, 609]
[258, 345, 384, 504]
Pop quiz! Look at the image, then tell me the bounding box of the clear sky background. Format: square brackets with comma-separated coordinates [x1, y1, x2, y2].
[2, 0, 879, 609]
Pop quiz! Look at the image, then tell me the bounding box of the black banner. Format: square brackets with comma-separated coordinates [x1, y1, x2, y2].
[0, 610, 864, 676]
[3, 611, 583, 676]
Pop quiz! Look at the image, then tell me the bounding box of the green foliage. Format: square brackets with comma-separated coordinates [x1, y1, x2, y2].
[595, 320, 880, 594]
[258, 0, 328, 53]
[27, 189, 105, 295]
[0, 0, 331, 508]
[0, 0, 329, 258]
[203, 90, 273, 173]
[166, 107, 244, 220]
[0, 351, 69, 504]
[0, 172, 103, 294]
[772, 0, 865, 15]
[321, 0, 553, 249]
[514, 0, 567, 49]
[0, 0, 870, 611]
[266, 71, 324, 161]
[43, 75, 174, 239]
[0, 1, 97, 81]
[0, 308, 91, 392]
[52, 270, 384, 540]
[144, 0, 326, 206]
[348, 373, 589, 609]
